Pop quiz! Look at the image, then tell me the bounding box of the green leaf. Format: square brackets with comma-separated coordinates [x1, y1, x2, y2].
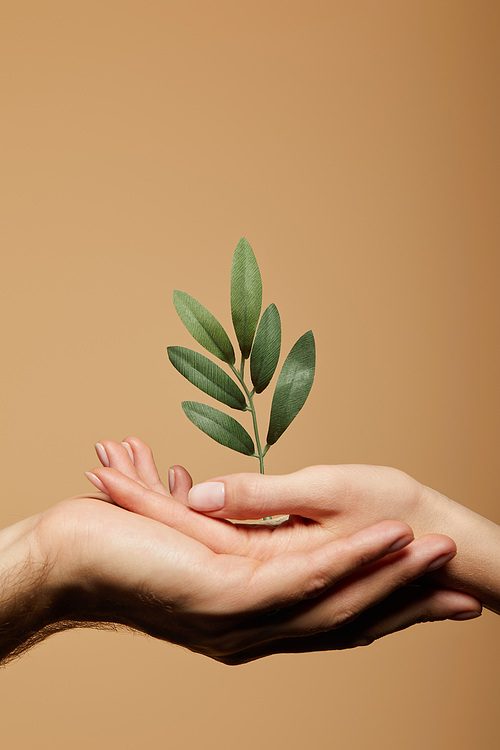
[250, 304, 281, 394]
[173, 291, 235, 365]
[231, 237, 262, 359]
[167, 346, 246, 410]
[181, 401, 255, 456]
[266, 330, 316, 446]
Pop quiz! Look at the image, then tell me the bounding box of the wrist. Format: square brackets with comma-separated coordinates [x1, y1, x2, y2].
[0, 514, 62, 663]
[417, 484, 500, 614]
[34, 500, 142, 631]
[32, 502, 105, 627]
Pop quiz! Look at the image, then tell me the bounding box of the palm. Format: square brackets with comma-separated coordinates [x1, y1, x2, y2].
[39, 494, 321, 659]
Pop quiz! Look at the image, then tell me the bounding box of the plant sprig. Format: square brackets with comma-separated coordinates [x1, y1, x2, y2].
[167, 237, 315, 474]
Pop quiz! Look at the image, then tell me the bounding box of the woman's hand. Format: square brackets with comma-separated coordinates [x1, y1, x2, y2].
[185, 463, 500, 615]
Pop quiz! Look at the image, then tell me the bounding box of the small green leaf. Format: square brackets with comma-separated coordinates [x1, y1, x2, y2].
[231, 238, 262, 359]
[182, 401, 255, 455]
[168, 346, 246, 410]
[173, 291, 235, 364]
[250, 304, 281, 394]
[266, 330, 316, 446]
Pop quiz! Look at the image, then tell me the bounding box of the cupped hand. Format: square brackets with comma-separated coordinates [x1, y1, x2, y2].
[83, 437, 482, 637]
[83, 439, 430, 560]
[35, 493, 454, 663]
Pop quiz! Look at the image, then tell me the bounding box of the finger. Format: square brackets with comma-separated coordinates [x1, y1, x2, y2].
[83, 466, 245, 551]
[168, 465, 194, 502]
[337, 587, 482, 645]
[269, 533, 457, 638]
[99, 437, 193, 501]
[233, 520, 415, 615]
[85, 466, 193, 520]
[184, 466, 348, 519]
[121, 436, 169, 496]
[95, 440, 147, 488]
[206, 521, 415, 655]
[219, 588, 482, 664]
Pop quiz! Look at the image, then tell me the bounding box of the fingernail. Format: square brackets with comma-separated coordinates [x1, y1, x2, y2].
[85, 472, 107, 492]
[95, 443, 109, 467]
[188, 482, 225, 511]
[426, 551, 456, 572]
[450, 609, 482, 621]
[168, 467, 175, 494]
[121, 442, 135, 463]
[387, 534, 414, 553]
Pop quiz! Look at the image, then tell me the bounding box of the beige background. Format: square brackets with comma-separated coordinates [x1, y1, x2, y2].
[1, 1, 499, 748]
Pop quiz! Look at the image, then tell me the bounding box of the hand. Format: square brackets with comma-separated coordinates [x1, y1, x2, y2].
[187, 462, 499, 615]
[83, 437, 483, 651]
[1, 491, 450, 665]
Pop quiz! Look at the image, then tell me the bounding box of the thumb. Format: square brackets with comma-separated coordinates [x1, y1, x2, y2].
[186, 467, 331, 520]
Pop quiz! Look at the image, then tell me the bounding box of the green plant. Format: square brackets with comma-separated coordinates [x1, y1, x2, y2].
[167, 237, 315, 474]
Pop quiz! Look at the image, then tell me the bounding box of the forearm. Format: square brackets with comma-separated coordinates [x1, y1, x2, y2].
[417, 486, 500, 614]
[0, 515, 62, 665]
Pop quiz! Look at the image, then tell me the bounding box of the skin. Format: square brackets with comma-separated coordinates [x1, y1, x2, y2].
[78, 436, 485, 661]
[86, 437, 500, 614]
[2, 493, 450, 665]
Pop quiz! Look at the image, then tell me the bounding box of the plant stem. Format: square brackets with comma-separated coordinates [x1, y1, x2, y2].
[231, 359, 265, 474]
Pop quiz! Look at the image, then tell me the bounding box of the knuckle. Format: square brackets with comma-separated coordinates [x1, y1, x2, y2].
[355, 546, 377, 569]
[301, 546, 345, 598]
[201, 631, 245, 661]
[417, 611, 433, 624]
[333, 537, 371, 569]
[304, 568, 336, 599]
[333, 607, 358, 628]
[352, 634, 375, 648]
[214, 653, 245, 666]
[413, 599, 443, 623]
[231, 474, 266, 517]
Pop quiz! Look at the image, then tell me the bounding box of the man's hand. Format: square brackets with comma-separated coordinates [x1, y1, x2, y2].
[1, 488, 460, 665]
